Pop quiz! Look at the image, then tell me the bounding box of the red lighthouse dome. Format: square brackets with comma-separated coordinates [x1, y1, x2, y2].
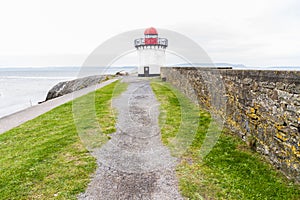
[134, 27, 167, 49]
[144, 27, 158, 35]
[144, 27, 158, 45]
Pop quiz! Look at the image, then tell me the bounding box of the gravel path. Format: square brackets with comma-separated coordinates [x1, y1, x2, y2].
[79, 77, 183, 200]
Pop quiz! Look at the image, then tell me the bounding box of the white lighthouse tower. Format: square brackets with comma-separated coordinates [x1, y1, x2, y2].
[134, 27, 168, 77]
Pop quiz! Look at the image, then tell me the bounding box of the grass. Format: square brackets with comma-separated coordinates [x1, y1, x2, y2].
[0, 80, 127, 200]
[151, 79, 300, 200]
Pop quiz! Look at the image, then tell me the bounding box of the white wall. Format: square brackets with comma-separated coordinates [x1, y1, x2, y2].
[137, 47, 166, 75]
[138, 64, 161, 74]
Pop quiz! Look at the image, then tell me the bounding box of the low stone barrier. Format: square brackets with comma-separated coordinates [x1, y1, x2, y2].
[161, 67, 300, 181]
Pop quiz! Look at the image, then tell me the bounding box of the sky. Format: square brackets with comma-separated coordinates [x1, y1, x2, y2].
[0, 0, 299, 67]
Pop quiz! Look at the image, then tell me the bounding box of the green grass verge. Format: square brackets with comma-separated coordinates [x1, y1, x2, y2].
[0, 80, 127, 200]
[151, 79, 300, 200]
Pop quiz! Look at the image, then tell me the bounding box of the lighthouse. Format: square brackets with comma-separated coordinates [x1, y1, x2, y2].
[134, 27, 168, 77]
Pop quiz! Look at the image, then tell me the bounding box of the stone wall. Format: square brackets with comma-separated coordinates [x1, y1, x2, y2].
[161, 67, 300, 181]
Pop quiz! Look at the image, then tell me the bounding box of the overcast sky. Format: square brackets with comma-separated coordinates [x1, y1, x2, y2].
[0, 0, 299, 67]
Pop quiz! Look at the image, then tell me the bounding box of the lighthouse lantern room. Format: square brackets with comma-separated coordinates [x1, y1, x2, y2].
[134, 27, 168, 77]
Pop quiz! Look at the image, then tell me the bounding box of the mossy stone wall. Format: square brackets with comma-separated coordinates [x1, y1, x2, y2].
[161, 67, 300, 181]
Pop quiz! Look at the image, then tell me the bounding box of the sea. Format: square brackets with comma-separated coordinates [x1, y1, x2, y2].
[0, 65, 299, 119]
[0, 66, 137, 118]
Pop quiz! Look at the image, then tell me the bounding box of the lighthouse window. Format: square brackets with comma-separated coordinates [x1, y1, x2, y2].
[145, 35, 157, 38]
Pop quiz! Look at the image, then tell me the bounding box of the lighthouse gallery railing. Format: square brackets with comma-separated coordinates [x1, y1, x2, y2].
[134, 38, 168, 48]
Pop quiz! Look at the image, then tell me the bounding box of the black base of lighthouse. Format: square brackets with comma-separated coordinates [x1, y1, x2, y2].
[138, 74, 160, 77]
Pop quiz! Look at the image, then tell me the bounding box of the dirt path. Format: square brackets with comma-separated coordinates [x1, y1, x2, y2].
[79, 77, 183, 199]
